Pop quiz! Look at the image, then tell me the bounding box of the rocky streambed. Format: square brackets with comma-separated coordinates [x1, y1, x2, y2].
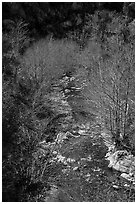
[34, 126, 135, 202]
[21, 73, 134, 202]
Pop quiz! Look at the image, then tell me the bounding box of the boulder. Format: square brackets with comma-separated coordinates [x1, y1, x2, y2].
[120, 173, 135, 182]
[105, 150, 135, 180]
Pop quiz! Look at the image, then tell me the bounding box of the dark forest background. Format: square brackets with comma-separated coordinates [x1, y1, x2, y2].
[3, 2, 135, 38]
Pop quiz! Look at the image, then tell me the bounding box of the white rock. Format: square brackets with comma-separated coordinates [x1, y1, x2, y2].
[81, 158, 87, 161]
[73, 166, 79, 171]
[65, 131, 74, 138]
[93, 167, 101, 172]
[105, 152, 111, 158]
[113, 161, 129, 172]
[106, 150, 135, 176]
[85, 173, 90, 177]
[120, 173, 135, 182]
[66, 158, 75, 163]
[39, 140, 47, 144]
[62, 169, 68, 173]
[52, 151, 58, 155]
[107, 152, 118, 168]
[78, 129, 86, 135]
[113, 185, 119, 189]
[108, 146, 115, 152]
[85, 177, 90, 182]
[56, 154, 66, 162]
[87, 155, 92, 161]
[56, 132, 68, 143]
[124, 183, 129, 187]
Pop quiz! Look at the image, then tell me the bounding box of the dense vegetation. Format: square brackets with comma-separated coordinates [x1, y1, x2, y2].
[2, 2, 135, 202]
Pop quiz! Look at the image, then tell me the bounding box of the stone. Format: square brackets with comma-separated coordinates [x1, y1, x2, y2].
[113, 161, 129, 173]
[52, 151, 58, 155]
[105, 148, 135, 183]
[73, 166, 79, 171]
[120, 173, 135, 182]
[112, 185, 119, 189]
[78, 129, 86, 135]
[55, 132, 68, 143]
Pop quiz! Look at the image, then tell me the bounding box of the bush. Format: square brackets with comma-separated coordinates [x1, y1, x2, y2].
[2, 37, 82, 201]
[3, 19, 31, 80]
[75, 24, 135, 151]
[2, 80, 19, 144]
[18, 38, 78, 84]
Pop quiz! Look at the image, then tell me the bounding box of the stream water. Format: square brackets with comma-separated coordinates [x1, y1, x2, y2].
[41, 131, 135, 202]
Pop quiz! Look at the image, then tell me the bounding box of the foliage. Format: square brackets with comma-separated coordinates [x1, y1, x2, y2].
[18, 38, 78, 85]
[2, 36, 79, 201]
[2, 4, 135, 201]
[3, 19, 31, 80]
[2, 80, 19, 146]
[3, 2, 134, 39]
[75, 18, 135, 152]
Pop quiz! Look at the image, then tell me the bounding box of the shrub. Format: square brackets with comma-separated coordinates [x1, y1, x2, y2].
[3, 37, 81, 201]
[75, 25, 135, 151]
[3, 19, 31, 80]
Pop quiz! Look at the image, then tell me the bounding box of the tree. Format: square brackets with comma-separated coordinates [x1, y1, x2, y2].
[79, 17, 135, 151]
